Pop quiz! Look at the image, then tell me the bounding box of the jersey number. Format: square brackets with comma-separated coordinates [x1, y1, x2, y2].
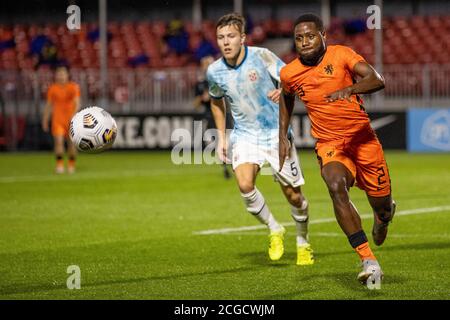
[290, 162, 298, 177]
[376, 167, 386, 186]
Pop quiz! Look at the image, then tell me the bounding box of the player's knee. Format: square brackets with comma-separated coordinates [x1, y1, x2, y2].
[326, 180, 345, 194]
[326, 179, 348, 202]
[238, 181, 255, 194]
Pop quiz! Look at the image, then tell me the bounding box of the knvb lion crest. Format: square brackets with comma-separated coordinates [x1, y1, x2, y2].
[324, 64, 334, 75]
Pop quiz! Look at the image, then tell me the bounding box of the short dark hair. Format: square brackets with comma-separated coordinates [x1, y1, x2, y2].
[294, 13, 324, 32]
[216, 12, 246, 34]
[54, 64, 69, 72]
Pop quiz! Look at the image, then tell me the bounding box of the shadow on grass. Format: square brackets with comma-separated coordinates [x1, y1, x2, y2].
[378, 241, 450, 252]
[237, 251, 296, 267]
[261, 289, 316, 300]
[292, 271, 409, 298]
[1, 239, 445, 298]
[0, 264, 268, 296]
[326, 272, 407, 295]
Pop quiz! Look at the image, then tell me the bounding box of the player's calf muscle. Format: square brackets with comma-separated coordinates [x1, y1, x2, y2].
[284, 188, 304, 207]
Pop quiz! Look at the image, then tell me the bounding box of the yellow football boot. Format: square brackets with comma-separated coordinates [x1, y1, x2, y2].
[268, 226, 286, 261]
[296, 243, 314, 265]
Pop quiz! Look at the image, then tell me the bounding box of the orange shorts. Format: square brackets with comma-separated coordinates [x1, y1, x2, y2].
[315, 130, 391, 197]
[52, 119, 70, 137]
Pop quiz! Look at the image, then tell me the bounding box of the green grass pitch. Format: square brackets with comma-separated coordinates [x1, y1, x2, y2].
[0, 150, 449, 300]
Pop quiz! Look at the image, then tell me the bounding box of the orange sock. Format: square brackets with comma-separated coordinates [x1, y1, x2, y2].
[68, 159, 75, 168]
[56, 159, 64, 168]
[355, 242, 376, 261]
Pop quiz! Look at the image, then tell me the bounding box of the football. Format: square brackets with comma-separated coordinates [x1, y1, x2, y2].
[69, 106, 117, 153]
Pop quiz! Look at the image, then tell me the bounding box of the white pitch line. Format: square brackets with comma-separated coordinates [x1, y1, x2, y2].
[215, 231, 450, 238]
[0, 169, 182, 184]
[193, 205, 450, 235]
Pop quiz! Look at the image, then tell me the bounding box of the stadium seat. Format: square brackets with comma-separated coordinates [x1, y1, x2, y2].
[0, 15, 449, 75]
[278, 19, 294, 37]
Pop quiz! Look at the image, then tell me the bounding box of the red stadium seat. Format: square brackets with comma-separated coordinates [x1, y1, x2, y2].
[278, 19, 294, 37]
[188, 32, 202, 51]
[245, 34, 255, 46]
[251, 25, 267, 44]
[1, 15, 449, 71]
[152, 21, 167, 38]
[261, 18, 278, 37]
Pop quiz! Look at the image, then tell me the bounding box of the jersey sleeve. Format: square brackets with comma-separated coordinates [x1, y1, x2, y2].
[259, 48, 285, 82]
[340, 46, 366, 73]
[206, 66, 224, 99]
[280, 66, 294, 96]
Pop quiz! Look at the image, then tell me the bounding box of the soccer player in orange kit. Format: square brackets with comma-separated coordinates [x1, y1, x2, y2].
[278, 14, 396, 287]
[42, 66, 80, 174]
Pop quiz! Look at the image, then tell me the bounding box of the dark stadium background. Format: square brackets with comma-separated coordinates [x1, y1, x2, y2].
[0, 0, 449, 152]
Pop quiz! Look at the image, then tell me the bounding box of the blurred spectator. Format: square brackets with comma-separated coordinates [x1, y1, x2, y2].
[193, 55, 231, 179]
[245, 14, 254, 34]
[128, 53, 150, 67]
[87, 28, 112, 42]
[164, 18, 189, 55]
[0, 28, 15, 51]
[36, 42, 63, 69]
[30, 32, 52, 56]
[194, 35, 218, 62]
[30, 31, 64, 69]
[343, 18, 366, 35]
[193, 55, 213, 114]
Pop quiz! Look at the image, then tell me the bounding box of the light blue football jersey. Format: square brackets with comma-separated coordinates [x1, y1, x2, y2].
[206, 46, 290, 147]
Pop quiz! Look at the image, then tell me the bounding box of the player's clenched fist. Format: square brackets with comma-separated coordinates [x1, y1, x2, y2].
[267, 88, 282, 103]
[325, 87, 353, 102]
[217, 138, 230, 164]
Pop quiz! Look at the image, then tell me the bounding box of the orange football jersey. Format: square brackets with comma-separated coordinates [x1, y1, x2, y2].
[47, 82, 80, 122]
[281, 45, 370, 141]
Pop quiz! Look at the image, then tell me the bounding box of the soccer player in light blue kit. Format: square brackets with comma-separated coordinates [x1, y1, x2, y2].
[207, 13, 314, 265]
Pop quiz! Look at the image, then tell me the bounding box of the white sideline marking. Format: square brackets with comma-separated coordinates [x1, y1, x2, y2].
[193, 205, 450, 235]
[0, 169, 181, 183]
[215, 231, 450, 238]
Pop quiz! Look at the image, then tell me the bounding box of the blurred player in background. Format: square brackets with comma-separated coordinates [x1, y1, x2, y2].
[193, 55, 231, 179]
[279, 14, 396, 285]
[42, 65, 80, 174]
[208, 13, 314, 265]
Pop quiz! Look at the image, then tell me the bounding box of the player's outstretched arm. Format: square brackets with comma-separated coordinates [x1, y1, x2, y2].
[325, 62, 385, 102]
[210, 97, 229, 163]
[278, 89, 295, 171]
